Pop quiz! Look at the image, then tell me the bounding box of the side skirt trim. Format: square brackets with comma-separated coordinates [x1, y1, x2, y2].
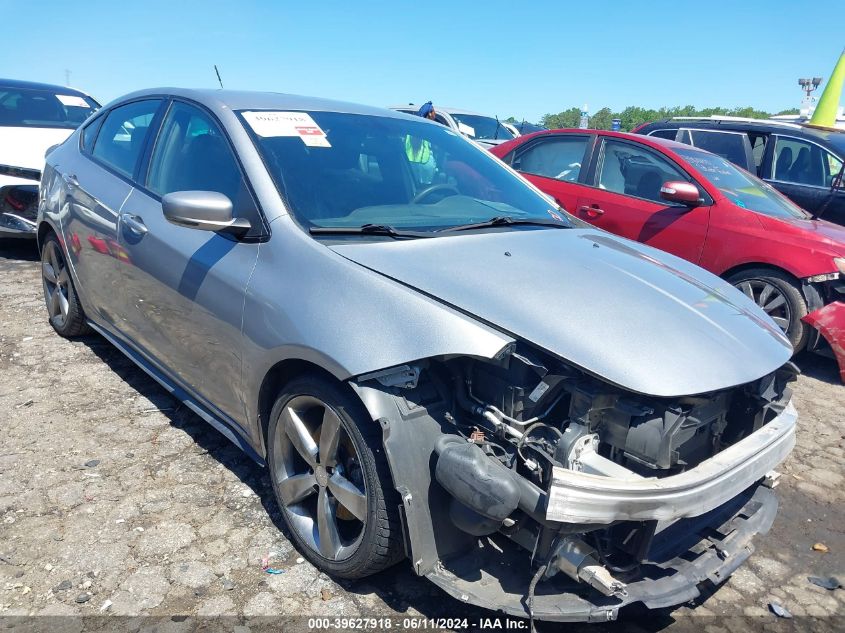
[87, 320, 265, 466]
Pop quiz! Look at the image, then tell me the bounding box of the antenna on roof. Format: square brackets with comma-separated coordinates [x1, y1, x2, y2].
[214, 65, 224, 90]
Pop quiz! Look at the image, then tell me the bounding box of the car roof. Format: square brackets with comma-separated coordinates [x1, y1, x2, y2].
[109, 88, 414, 120]
[519, 128, 695, 151]
[640, 116, 845, 145]
[0, 78, 95, 99]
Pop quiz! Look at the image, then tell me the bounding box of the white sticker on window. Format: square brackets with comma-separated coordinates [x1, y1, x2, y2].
[56, 94, 89, 108]
[457, 122, 476, 137]
[242, 111, 331, 147]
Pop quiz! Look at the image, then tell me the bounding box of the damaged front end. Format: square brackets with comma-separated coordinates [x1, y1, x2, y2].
[803, 301, 845, 383]
[803, 271, 845, 382]
[0, 165, 40, 238]
[351, 348, 798, 622]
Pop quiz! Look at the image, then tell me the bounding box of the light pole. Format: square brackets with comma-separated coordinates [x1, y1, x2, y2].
[798, 77, 822, 118]
[798, 77, 822, 99]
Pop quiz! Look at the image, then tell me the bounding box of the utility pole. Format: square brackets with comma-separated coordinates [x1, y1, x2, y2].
[64, 69, 71, 87]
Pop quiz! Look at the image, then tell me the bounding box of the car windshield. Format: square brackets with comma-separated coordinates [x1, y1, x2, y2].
[676, 148, 808, 219]
[449, 113, 515, 141]
[240, 110, 567, 232]
[0, 87, 99, 129]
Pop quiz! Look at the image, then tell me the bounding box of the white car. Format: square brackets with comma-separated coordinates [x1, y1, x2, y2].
[389, 104, 515, 147]
[0, 78, 99, 237]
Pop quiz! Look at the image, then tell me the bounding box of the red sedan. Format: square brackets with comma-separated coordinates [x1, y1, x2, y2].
[491, 129, 845, 376]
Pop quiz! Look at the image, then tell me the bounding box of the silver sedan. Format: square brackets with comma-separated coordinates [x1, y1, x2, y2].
[38, 88, 795, 622]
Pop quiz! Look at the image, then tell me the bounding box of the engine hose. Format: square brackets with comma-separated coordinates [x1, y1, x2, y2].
[527, 563, 547, 633]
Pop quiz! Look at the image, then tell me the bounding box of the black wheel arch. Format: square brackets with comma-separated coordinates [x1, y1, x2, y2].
[720, 262, 803, 288]
[257, 358, 365, 459]
[37, 220, 59, 253]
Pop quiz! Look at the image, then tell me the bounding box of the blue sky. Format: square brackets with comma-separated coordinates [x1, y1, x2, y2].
[2, 0, 842, 121]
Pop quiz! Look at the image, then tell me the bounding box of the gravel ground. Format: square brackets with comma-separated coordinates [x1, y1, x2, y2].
[0, 238, 843, 632]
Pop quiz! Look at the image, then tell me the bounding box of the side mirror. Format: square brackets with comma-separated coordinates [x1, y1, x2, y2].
[162, 191, 251, 236]
[660, 181, 701, 206]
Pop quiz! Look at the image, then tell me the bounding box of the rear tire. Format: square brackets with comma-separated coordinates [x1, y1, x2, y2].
[727, 268, 808, 352]
[267, 374, 403, 579]
[40, 232, 90, 337]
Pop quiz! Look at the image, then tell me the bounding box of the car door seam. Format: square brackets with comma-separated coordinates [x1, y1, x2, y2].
[239, 241, 261, 423]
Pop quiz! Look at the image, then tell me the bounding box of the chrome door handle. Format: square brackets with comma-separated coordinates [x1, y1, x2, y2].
[62, 173, 79, 187]
[122, 214, 148, 235]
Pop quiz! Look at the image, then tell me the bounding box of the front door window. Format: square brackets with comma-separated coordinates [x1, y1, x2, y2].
[772, 137, 838, 187]
[597, 140, 692, 203]
[146, 101, 262, 236]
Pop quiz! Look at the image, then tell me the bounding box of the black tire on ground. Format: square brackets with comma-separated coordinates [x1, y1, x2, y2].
[40, 232, 91, 338]
[267, 374, 404, 579]
[727, 267, 808, 352]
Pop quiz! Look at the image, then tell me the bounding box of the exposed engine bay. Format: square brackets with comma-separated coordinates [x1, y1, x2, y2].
[353, 344, 798, 621]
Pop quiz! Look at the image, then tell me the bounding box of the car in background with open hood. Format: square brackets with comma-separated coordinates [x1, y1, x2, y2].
[0, 78, 99, 238]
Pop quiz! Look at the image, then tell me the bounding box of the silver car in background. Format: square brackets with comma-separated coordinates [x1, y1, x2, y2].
[389, 104, 515, 147]
[38, 88, 796, 622]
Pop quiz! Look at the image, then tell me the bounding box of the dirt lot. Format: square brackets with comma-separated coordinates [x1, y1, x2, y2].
[0, 238, 843, 632]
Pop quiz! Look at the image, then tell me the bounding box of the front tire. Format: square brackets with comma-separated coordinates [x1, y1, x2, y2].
[40, 233, 90, 337]
[267, 374, 403, 579]
[727, 268, 808, 352]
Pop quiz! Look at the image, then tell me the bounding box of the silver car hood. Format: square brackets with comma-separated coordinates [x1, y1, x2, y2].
[330, 228, 792, 397]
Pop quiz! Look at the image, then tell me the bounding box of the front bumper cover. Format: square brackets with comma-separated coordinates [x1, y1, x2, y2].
[426, 484, 778, 622]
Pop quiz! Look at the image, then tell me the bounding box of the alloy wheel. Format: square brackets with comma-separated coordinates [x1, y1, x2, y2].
[41, 241, 71, 328]
[735, 279, 791, 331]
[272, 395, 368, 561]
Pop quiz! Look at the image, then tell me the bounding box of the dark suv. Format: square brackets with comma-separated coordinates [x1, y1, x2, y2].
[634, 117, 845, 226]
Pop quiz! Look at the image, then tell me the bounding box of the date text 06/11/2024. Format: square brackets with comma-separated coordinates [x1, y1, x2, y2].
[306, 617, 528, 630]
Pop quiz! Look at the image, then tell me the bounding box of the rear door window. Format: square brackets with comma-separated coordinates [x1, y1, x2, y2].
[597, 139, 692, 203]
[686, 130, 749, 168]
[81, 115, 104, 151]
[512, 135, 589, 182]
[91, 100, 161, 178]
[648, 129, 678, 140]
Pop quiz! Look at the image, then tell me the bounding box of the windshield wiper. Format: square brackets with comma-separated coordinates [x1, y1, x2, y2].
[438, 215, 570, 233]
[309, 223, 433, 239]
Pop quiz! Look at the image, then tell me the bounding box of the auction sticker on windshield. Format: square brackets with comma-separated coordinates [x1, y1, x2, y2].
[242, 111, 331, 147]
[56, 94, 89, 108]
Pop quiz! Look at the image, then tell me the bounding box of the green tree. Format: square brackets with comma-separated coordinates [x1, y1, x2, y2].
[538, 104, 792, 132]
[541, 107, 581, 129]
[590, 107, 613, 130]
